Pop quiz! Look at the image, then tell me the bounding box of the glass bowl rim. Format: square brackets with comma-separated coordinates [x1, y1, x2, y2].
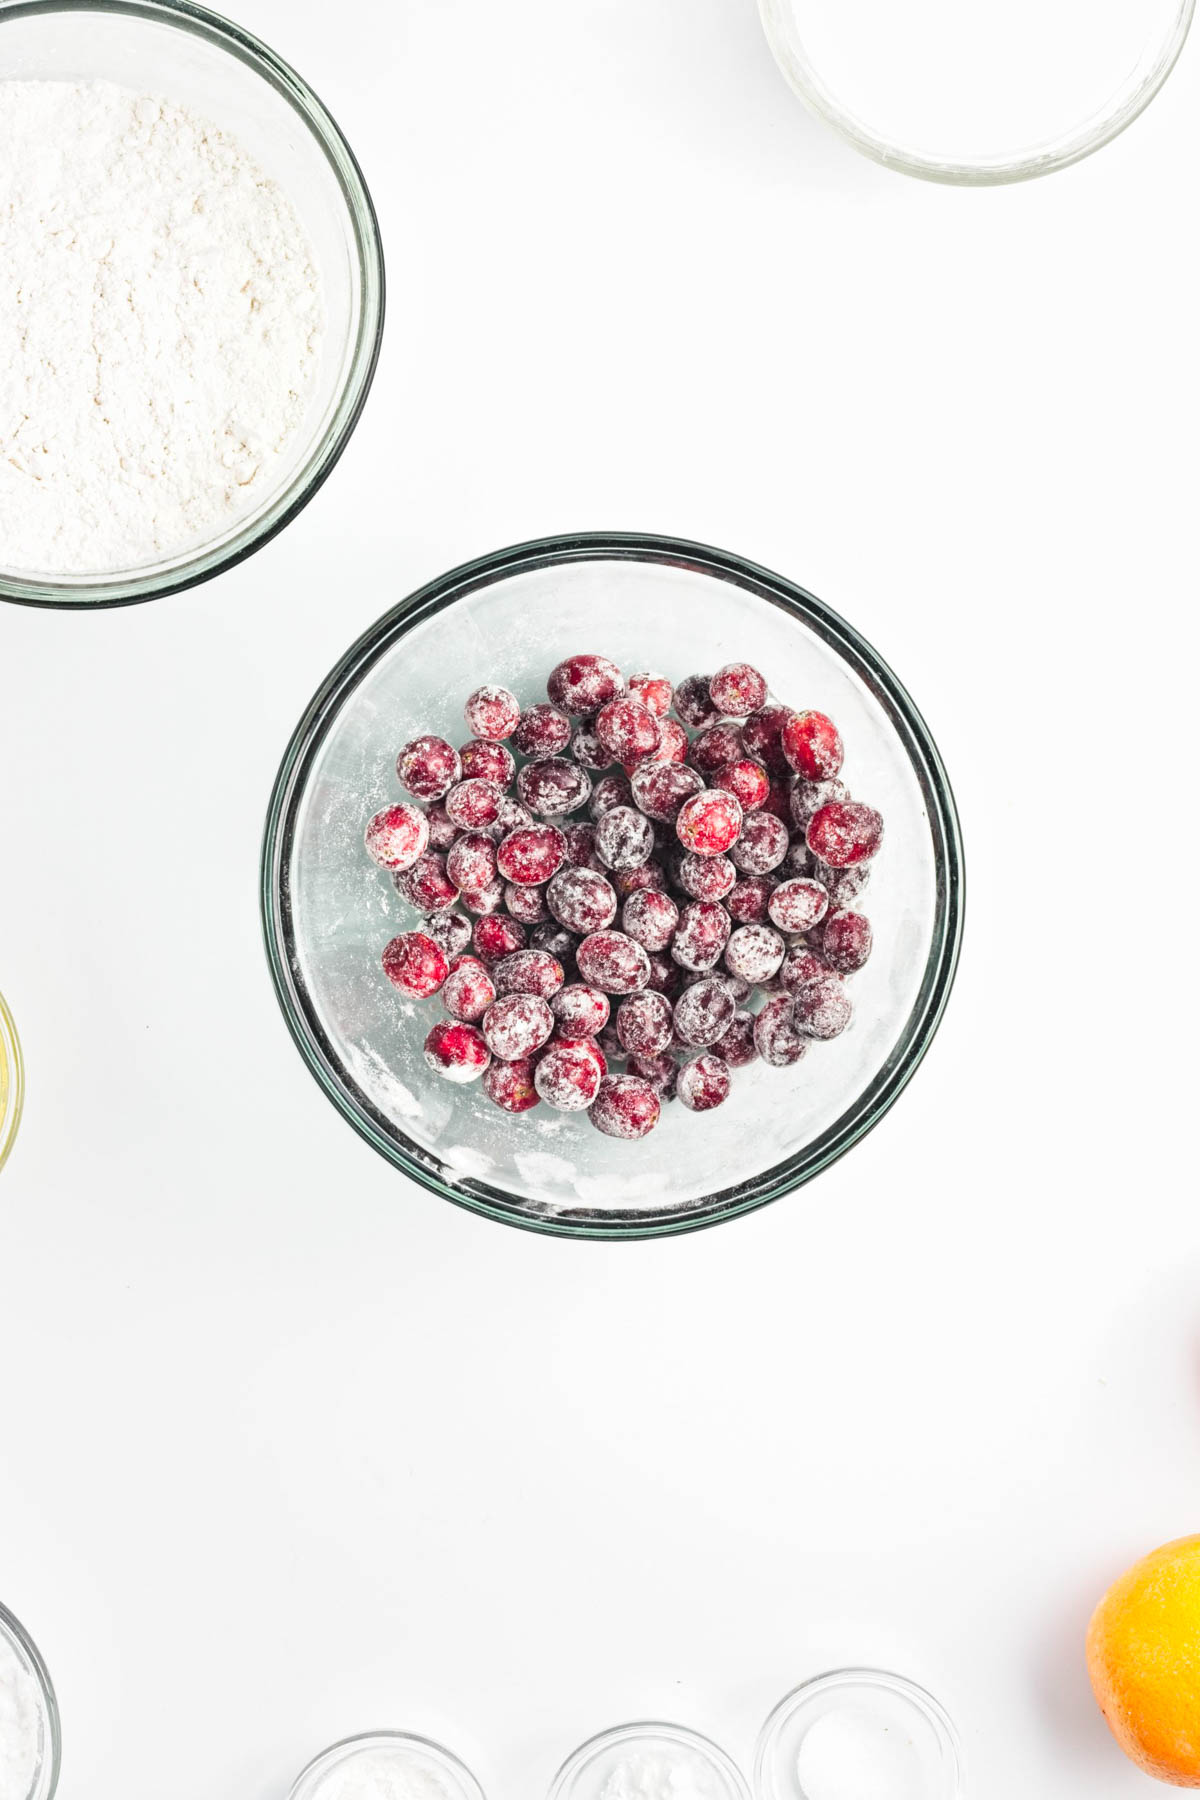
[757, 0, 1196, 187]
[0, 0, 385, 610]
[755, 1666, 966, 1798]
[547, 1719, 752, 1800]
[285, 1729, 486, 1800]
[0, 1599, 62, 1800]
[259, 529, 966, 1241]
[0, 988, 25, 1175]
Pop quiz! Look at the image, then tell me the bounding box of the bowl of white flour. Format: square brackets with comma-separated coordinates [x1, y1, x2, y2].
[286, 1731, 487, 1800]
[0, 0, 384, 607]
[0, 1602, 59, 1800]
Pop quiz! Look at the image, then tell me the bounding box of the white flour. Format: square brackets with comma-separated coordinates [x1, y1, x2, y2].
[599, 1753, 722, 1800]
[794, 1708, 923, 1800]
[0, 1628, 42, 1800]
[0, 79, 322, 575]
[302, 1748, 460, 1800]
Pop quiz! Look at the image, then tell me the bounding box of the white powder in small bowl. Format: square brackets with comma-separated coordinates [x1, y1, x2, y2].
[598, 1750, 722, 1800]
[296, 1742, 476, 1800]
[0, 1626, 45, 1800]
[795, 1707, 924, 1800]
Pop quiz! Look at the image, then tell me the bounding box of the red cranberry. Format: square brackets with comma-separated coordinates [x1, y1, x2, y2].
[778, 945, 830, 997]
[740, 704, 793, 776]
[425, 803, 459, 850]
[645, 717, 690, 763]
[753, 995, 808, 1067]
[562, 822, 601, 868]
[676, 789, 743, 857]
[441, 954, 497, 1022]
[571, 727, 611, 770]
[364, 802, 430, 872]
[672, 975, 736, 1047]
[615, 990, 674, 1056]
[726, 877, 773, 925]
[710, 662, 767, 717]
[459, 878, 506, 917]
[505, 881, 551, 925]
[382, 931, 449, 999]
[547, 653, 625, 716]
[629, 760, 704, 822]
[551, 984, 610, 1037]
[535, 1038, 604, 1110]
[473, 913, 527, 964]
[423, 911, 472, 957]
[692, 721, 746, 775]
[444, 778, 502, 829]
[794, 973, 852, 1039]
[814, 859, 872, 907]
[782, 709, 844, 780]
[714, 1010, 757, 1068]
[590, 1074, 661, 1140]
[517, 758, 593, 817]
[644, 951, 682, 997]
[496, 823, 567, 886]
[529, 924, 577, 964]
[576, 929, 651, 994]
[622, 888, 680, 951]
[483, 1055, 540, 1113]
[446, 830, 498, 894]
[615, 864, 667, 899]
[458, 739, 516, 787]
[589, 772, 635, 817]
[728, 810, 789, 874]
[594, 805, 655, 871]
[768, 877, 830, 934]
[482, 993, 555, 1060]
[672, 900, 732, 972]
[761, 776, 794, 823]
[424, 1019, 492, 1082]
[626, 1051, 679, 1098]
[463, 684, 520, 741]
[790, 777, 847, 831]
[395, 852, 459, 913]
[818, 910, 873, 972]
[673, 674, 720, 729]
[595, 696, 662, 766]
[710, 759, 770, 813]
[677, 1053, 732, 1112]
[494, 949, 565, 998]
[807, 801, 883, 868]
[547, 867, 618, 935]
[677, 852, 736, 901]
[513, 703, 572, 760]
[724, 923, 785, 984]
[628, 672, 673, 717]
[396, 735, 461, 801]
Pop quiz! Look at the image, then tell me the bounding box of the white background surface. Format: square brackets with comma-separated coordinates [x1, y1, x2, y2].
[1, 3, 1199, 1796]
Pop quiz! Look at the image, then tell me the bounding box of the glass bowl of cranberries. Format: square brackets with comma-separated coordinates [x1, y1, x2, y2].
[261, 532, 963, 1238]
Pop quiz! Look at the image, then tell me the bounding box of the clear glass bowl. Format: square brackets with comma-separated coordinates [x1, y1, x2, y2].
[0, 1601, 61, 1800]
[0, 990, 25, 1174]
[758, 0, 1195, 185]
[756, 1670, 964, 1800]
[287, 1731, 486, 1800]
[0, 0, 384, 609]
[548, 1722, 751, 1800]
[261, 532, 964, 1240]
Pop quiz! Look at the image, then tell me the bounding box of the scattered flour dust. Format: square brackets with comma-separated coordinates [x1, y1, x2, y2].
[302, 1747, 462, 1800]
[0, 79, 323, 575]
[0, 1626, 43, 1800]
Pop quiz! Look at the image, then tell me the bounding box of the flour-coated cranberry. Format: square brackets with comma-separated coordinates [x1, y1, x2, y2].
[672, 974, 736, 1047]
[692, 721, 746, 775]
[768, 877, 830, 934]
[589, 1074, 661, 1140]
[644, 951, 683, 997]
[790, 778, 847, 831]
[365, 803, 430, 872]
[459, 878, 506, 917]
[504, 881, 551, 925]
[618, 866, 669, 900]
[463, 683, 520, 741]
[441, 954, 497, 1022]
[473, 913, 527, 965]
[753, 995, 808, 1067]
[551, 984, 610, 1037]
[740, 704, 792, 776]
[494, 796, 533, 838]
[779, 841, 816, 879]
[483, 1055, 540, 1113]
[616, 989, 674, 1056]
[594, 805, 655, 871]
[513, 703, 572, 760]
[673, 674, 720, 730]
[517, 758, 593, 817]
[677, 1053, 732, 1112]
[529, 924, 578, 964]
[382, 931, 449, 999]
[626, 1051, 679, 1098]
[535, 1038, 604, 1110]
[423, 911, 473, 958]
[644, 717, 690, 764]
[589, 772, 635, 817]
[395, 852, 459, 913]
[482, 993, 555, 1060]
[446, 830, 498, 894]
[595, 696, 662, 766]
[496, 823, 567, 886]
[622, 888, 680, 951]
[726, 877, 773, 925]
[728, 810, 789, 874]
[458, 739, 516, 787]
[672, 900, 731, 972]
[396, 735, 461, 801]
[807, 801, 883, 868]
[711, 662, 767, 717]
[761, 776, 794, 823]
[676, 789, 743, 857]
[547, 866, 618, 935]
[724, 923, 785, 984]
[571, 727, 611, 770]
[444, 778, 502, 829]
[814, 858, 872, 907]
[778, 944, 831, 997]
[782, 709, 844, 780]
[495, 948, 565, 998]
[677, 852, 736, 901]
[817, 910, 873, 972]
[628, 672, 673, 717]
[630, 760, 704, 822]
[424, 1019, 491, 1082]
[710, 759, 770, 813]
[715, 1010, 757, 1068]
[562, 822, 602, 868]
[794, 973, 852, 1039]
[425, 803, 459, 850]
[547, 653, 625, 715]
[576, 929, 651, 994]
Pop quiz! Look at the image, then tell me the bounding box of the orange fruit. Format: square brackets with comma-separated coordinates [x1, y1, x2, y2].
[1087, 1535, 1200, 1785]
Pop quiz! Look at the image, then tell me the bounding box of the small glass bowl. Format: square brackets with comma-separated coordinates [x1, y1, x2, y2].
[548, 1722, 751, 1800]
[0, 1601, 61, 1800]
[758, 0, 1195, 186]
[0, 990, 25, 1174]
[287, 1731, 486, 1800]
[261, 532, 964, 1239]
[0, 0, 384, 609]
[756, 1669, 964, 1800]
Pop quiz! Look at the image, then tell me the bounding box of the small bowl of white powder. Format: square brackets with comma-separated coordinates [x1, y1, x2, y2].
[0, 0, 384, 608]
[286, 1731, 487, 1800]
[548, 1721, 752, 1800]
[0, 1603, 59, 1800]
[755, 1669, 964, 1800]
